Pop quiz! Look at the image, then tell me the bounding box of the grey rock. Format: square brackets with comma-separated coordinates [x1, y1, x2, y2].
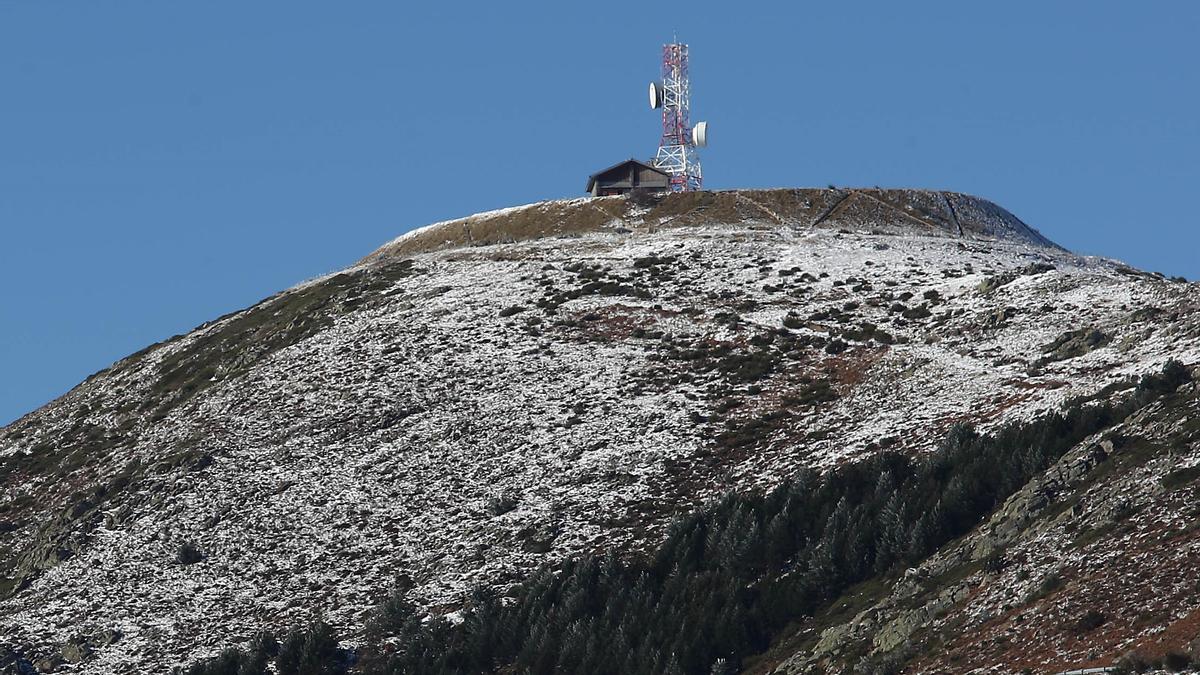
[59, 640, 92, 664]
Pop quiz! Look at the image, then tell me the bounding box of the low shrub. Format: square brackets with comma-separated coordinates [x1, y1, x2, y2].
[1025, 569, 1064, 605]
[1164, 651, 1192, 672]
[1073, 609, 1107, 634]
[982, 549, 1008, 574]
[1161, 461, 1200, 487]
[176, 542, 204, 566]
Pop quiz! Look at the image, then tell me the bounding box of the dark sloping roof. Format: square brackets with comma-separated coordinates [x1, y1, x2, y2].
[586, 158, 669, 192]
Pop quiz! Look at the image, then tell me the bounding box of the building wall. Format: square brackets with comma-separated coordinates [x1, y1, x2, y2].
[588, 161, 669, 196]
[635, 167, 670, 189]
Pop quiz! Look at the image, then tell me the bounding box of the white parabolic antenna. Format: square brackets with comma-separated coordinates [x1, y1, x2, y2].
[649, 82, 664, 109]
[691, 121, 708, 148]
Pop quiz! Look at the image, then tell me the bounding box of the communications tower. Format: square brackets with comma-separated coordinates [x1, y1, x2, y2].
[648, 41, 708, 192]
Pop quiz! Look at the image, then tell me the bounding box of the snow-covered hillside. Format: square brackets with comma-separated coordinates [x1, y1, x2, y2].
[1, 188, 1197, 674]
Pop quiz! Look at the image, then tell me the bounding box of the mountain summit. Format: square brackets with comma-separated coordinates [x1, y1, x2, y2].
[2, 188, 1198, 674]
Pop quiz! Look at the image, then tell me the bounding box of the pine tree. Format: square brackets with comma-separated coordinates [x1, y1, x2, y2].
[874, 491, 906, 574]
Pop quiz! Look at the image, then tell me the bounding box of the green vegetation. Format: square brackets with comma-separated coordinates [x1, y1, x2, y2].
[1161, 465, 1200, 490]
[1072, 609, 1107, 634]
[150, 261, 417, 416]
[783, 379, 839, 407]
[536, 262, 653, 313]
[176, 622, 348, 675]
[175, 542, 204, 566]
[185, 361, 1191, 675]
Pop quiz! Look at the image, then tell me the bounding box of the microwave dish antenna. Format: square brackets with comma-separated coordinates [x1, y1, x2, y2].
[649, 82, 664, 109]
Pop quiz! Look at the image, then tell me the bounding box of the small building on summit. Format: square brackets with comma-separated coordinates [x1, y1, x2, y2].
[586, 159, 670, 197]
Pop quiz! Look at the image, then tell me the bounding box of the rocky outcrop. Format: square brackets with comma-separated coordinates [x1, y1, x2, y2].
[773, 386, 1200, 674]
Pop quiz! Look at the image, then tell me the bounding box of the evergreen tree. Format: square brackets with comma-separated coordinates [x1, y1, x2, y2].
[183, 361, 1192, 675]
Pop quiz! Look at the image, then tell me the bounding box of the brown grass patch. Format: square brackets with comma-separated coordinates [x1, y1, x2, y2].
[361, 197, 631, 261]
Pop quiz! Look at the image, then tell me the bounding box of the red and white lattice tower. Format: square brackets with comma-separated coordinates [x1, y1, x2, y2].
[648, 41, 708, 192]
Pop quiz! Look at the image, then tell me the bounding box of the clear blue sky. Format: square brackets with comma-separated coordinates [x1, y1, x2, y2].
[2, 2, 1197, 425]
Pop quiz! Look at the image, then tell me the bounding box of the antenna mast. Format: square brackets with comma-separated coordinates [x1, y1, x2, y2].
[648, 41, 708, 192]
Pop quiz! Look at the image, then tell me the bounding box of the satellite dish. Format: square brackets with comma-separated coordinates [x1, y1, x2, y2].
[649, 82, 664, 109]
[691, 121, 708, 147]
